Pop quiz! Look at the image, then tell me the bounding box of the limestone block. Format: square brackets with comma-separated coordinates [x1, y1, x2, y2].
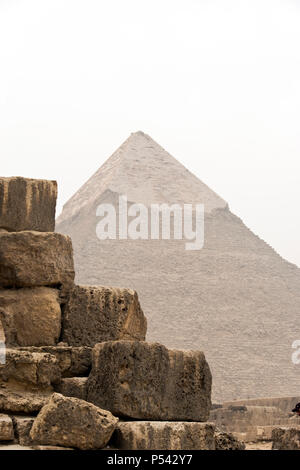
[12, 416, 35, 446]
[0, 349, 60, 389]
[0, 287, 61, 347]
[54, 377, 88, 401]
[30, 393, 118, 450]
[62, 285, 147, 347]
[0, 177, 57, 232]
[0, 231, 74, 288]
[112, 421, 216, 450]
[0, 414, 14, 441]
[19, 346, 92, 377]
[87, 341, 212, 421]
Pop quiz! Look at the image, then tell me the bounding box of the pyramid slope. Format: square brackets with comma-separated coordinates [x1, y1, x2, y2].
[56, 133, 300, 402]
[57, 131, 227, 225]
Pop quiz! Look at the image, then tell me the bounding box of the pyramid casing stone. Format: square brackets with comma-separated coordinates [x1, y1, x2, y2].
[62, 285, 147, 347]
[0, 231, 75, 288]
[0, 287, 61, 347]
[0, 177, 57, 232]
[87, 340, 212, 421]
[30, 393, 119, 450]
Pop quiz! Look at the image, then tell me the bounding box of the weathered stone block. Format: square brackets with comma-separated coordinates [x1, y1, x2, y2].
[54, 377, 87, 401]
[0, 287, 61, 347]
[30, 393, 119, 450]
[272, 427, 300, 450]
[87, 341, 212, 421]
[12, 416, 35, 446]
[0, 388, 51, 414]
[0, 231, 74, 288]
[112, 421, 216, 450]
[19, 346, 92, 377]
[0, 414, 14, 441]
[62, 285, 147, 347]
[0, 349, 60, 389]
[0, 177, 57, 232]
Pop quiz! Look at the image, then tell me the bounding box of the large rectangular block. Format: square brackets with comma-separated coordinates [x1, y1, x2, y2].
[0, 287, 61, 347]
[111, 421, 216, 450]
[0, 349, 60, 389]
[0, 231, 75, 288]
[87, 341, 212, 421]
[62, 285, 147, 347]
[0, 177, 57, 232]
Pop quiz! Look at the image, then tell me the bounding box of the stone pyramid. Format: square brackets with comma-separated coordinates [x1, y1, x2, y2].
[56, 131, 300, 402]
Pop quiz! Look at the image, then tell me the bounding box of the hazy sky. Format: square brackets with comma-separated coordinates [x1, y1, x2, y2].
[0, 0, 299, 266]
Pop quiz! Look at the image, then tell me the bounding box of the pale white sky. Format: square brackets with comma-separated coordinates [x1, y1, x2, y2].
[0, 0, 299, 266]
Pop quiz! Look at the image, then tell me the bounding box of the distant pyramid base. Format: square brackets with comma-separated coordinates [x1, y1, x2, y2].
[56, 132, 300, 402]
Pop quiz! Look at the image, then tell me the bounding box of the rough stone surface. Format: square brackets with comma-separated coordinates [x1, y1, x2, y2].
[30, 393, 119, 450]
[0, 231, 74, 289]
[0, 414, 14, 441]
[0, 388, 51, 414]
[19, 346, 92, 377]
[0, 287, 61, 347]
[272, 427, 300, 450]
[62, 285, 147, 347]
[0, 349, 60, 389]
[214, 431, 245, 450]
[87, 341, 212, 421]
[0, 177, 57, 232]
[12, 416, 35, 446]
[54, 377, 87, 400]
[112, 421, 216, 450]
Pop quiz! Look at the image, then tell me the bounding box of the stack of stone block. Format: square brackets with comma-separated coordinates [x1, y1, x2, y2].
[0, 176, 243, 450]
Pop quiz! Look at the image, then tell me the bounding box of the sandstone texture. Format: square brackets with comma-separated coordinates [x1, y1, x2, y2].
[0, 287, 61, 347]
[0, 177, 57, 232]
[0, 231, 74, 289]
[87, 341, 212, 421]
[112, 421, 216, 450]
[0, 349, 60, 389]
[214, 430, 245, 450]
[272, 427, 300, 450]
[19, 346, 92, 377]
[61, 285, 147, 347]
[30, 393, 118, 450]
[0, 414, 14, 441]
[54, 377, 87, 400]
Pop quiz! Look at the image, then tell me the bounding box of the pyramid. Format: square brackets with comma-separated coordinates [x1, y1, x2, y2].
[56, 131, 300, 402]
